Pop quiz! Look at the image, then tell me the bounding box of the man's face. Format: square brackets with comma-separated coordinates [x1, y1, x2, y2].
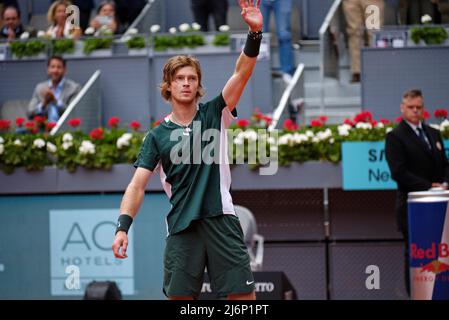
[3, 8, 20, 29]
[47, 59, 66, 83]
[400, 96, 424, 125]
[169, 66, 199, 104]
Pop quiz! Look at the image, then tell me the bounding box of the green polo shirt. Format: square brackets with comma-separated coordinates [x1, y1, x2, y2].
[134, 93, 238, 236]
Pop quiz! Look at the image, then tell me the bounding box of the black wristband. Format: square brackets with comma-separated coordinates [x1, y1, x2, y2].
[243, 30, 263, 58]
[115, 214, 133, 235]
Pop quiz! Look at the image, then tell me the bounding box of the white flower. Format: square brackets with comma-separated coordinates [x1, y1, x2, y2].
[33, 138, 46, 149]
[243, 130, 258, 141]
[121, 133, 133, 141]
[0, 137, 4, 144]
[292, 133, 308, 144]
[37, 30, 46, 38]
[20, 32, 29, 40]
[375, 122, 384, 129]
[46, 142, 57, 153]
[440, 119, 449, 131]
[316, 128, 332, 140]
[191, 22, 201, 31]
[305, 130, 314, 138]
[169, 27, 177, 34]
[127, 28, 138, 35]
[338, 124, 351, 136]
[278, 134, 292, 145]
[421, 14, 432, 24]
[355, 122, 372, 130]
[329, 138, 335, 144]
[62, 133, 73, 142]
[0, 144, 4, 155]
[14, 139, 22, 146]
[312, 137, 320, 143]
[386, 127, 393, 134]
[62, 142, 73, 150]
[429, 124, 440, 130]
[179, 23, 190, 33]
[79, 140, 96, 155]
[116, 134, 133, 149]
[218, 25, 230, 32]
[150, 24, 161, 33]
[84, 27, 95, 35]
[233, 137, 244, 145]
[121, 34, 132, 42]
[267, 137, 276, 145]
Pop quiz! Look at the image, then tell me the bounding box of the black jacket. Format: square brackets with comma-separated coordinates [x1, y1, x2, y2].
[385, 120, 449, 233]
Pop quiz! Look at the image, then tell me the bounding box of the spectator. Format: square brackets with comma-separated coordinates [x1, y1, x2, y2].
[342, 0, 385, 83]
[46, 0, 81, 39]
[399, 0, 439, 25]
[190, 0, 228, 32]
[0, 0, 18, 26]
[435, 0, 449, 23]
[28, 56, 81, 122]
[261, 0, 295, 83]
[114, 0, 146, 30]
[89, 1, 120, 34]
[50, 0, 95, 32]
[0, 6, 26, 41]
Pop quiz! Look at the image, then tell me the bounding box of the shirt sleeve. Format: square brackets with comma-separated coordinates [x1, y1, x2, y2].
[133, 131, 160, 171]
[206, 92, 238, 129]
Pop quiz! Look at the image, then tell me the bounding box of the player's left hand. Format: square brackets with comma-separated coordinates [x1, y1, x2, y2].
[238, 0, 263, 32]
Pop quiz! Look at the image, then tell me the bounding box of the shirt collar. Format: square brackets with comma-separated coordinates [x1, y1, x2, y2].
[48, 77, 65, 90]
[405, 120, 423, 132]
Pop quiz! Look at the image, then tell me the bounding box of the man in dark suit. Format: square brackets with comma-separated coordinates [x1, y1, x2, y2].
[385, 89, 449, 295]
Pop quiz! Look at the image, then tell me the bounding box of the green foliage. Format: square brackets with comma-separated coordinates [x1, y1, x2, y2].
[52, 39, 75, 55]
[212, 33, 230, 46]
[83, 37, 113, 54]
[152, 34, 205, 51]
[410, 26, 448, 45]
[10, 40, 47, 58]
[126, 36, 146, 49]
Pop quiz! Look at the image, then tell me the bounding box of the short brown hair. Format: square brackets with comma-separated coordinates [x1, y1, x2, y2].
[403, 89, 423, 100]
[160, 55, 205, 101]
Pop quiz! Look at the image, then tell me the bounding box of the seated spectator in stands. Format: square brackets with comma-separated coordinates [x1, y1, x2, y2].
[343, 0, 385, 83]
[0, 5, 26, 41]
[89, 1, 120, 34]
[399, 0, 439, 24]
[46, 0, 81, 39]
[50, 0, 95, 32]
[436, 0, 449, 23]
[114, 0, 146, 29]
[0, 0, 18, 26]
[190, 0, 228, 32]
[28, 56, 81, 122]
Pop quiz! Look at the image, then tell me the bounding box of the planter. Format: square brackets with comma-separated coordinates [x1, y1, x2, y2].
[62, 41, 84, 58]
[86, 48, 112, 57]
[12, 52, 47, 60]
[128, 48, 148, 56]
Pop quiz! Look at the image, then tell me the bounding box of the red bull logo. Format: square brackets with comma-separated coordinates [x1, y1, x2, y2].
[420, 260, 449, 275]
[410, 242, 449, 260]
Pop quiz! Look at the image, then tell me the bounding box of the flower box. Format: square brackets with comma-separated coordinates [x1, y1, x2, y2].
[86, 48, 113, 57]
[128, 48, 148, 56]
[12, 52, 47, 60]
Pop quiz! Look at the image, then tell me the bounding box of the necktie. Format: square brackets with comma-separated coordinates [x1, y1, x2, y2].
[417, 127, 431, 150]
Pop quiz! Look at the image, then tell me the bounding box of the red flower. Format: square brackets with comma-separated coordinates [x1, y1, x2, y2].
[236, 119, 250, 128]
[130, 121, 141, 131]
[422, 110, 430, 120]
[343, 118, 354, 126]
[371, 120, 378, 127]
[33, 116, 46, 124]
[68, 118, 81, 128]
[395, 116, 403, 123]
[434, 109, 448, 119]
[15, 117, 25, 127]
[380, 118, 391, 125]
[283, 119, 298, 131]
[319, 115, 328, 123]
[263, 115, 272, 126]
[89, 127, 104, 140]
[0, 119, 11, 130]
[25, 121, 37, 133]
[108, 116, 120, 129]
[310, 119, 323, 127]
[46, 122, 57, 131]
[353, 111, 373, 123]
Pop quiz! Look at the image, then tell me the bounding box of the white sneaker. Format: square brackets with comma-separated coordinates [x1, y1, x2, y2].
[282, 73, 292, 85]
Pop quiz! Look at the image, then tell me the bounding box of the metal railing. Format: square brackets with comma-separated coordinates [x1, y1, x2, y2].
[268, 63, 305, 131]
[50, 70, 102, 135]
[124, 0, 165, 35]
[319, 0, 346, 113]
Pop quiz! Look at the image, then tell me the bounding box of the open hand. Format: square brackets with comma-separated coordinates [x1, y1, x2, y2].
[238, 0, 263, 32]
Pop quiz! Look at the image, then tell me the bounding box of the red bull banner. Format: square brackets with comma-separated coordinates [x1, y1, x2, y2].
[408, 191, 449, 300]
